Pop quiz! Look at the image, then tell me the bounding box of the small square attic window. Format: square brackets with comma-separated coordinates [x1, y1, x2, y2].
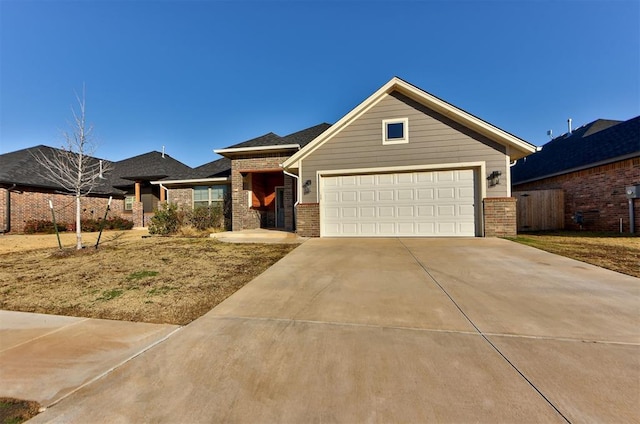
[382, 118, 409, 144]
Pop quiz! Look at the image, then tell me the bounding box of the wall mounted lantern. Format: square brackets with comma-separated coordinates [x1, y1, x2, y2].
[303, 180, 312, 194]
[487, 170, 502, 187]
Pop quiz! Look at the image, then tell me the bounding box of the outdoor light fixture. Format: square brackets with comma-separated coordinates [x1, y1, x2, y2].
[303, 179, 312, 194]
[487, 170, 502, 187]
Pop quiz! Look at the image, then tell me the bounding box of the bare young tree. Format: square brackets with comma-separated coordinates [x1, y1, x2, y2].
[32, 87, 112, 249]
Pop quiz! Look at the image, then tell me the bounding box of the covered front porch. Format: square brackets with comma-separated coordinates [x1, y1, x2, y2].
[235, 169, 294, 231]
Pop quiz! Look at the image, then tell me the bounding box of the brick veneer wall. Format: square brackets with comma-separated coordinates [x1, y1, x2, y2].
[483, 197, 517, 237]
[0, 186, 127, 233]
[231, 154, 294, 231]
[296, 203, 320, 237]
[513, 158, 640, 232]
[0, 188, 6, 232]
[132, 202, 144, 228]
[168, 188, 192, 210]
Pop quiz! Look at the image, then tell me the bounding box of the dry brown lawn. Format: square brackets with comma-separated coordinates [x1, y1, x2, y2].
[510, 232, 640, 278]
[0, 231, 298, 325]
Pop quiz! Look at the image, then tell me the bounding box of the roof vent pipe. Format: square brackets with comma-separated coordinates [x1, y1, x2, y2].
[99, 160, 104, 178]
[567, 118, 572, 134]
[162, 146, 165, 158]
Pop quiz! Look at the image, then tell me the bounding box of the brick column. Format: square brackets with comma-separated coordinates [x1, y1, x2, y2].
[296, 203, 320, 237]
[132, 201, 144, 228]
[483, 197, 517, 237]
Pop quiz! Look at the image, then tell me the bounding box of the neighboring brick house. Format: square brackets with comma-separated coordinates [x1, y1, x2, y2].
[111, 151, 194, 227]
[0, 146, 194, 232]
[511, 116, 640, 232]
[0, 145, 123, 233]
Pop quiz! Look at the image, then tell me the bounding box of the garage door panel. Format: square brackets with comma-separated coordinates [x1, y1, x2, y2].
[417, 205, 435, 217]
[378, 174, 395, 185]
[379, 207, 395, 217]
[437, 188, 455, 199]
[397, 206, 414, 217]
[360, 190, 375, 202]
[378, 190, 394, 201]
[322, 169, 476, 237]
[397, 189, 414, 200]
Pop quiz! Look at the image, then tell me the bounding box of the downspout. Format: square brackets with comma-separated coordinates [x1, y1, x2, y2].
[159, 183, 168, 203]
[282, 168, 299, 231]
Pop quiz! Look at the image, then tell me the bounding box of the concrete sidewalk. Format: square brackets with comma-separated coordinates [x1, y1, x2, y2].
[13, 238, 640, 422]
[0, 311, 180, 407]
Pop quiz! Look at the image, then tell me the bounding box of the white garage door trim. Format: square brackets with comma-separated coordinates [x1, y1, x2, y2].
[318, 163, 485, 237]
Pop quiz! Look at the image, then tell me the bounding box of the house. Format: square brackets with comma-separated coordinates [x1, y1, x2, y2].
[511, 116, 640, 232]
[208, 77, 536, 237]
[2, 77, 538, 237]
[111, 151, 194, 227]
[0, 146, 193, 232]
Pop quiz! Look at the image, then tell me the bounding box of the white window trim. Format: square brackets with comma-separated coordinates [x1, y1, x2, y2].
[124, 195, 135, 211]
[192, 185, 228, 208]
[382, 117, 409, 145]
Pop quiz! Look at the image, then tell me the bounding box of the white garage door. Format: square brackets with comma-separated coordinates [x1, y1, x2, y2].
[321, 169, 476, 237]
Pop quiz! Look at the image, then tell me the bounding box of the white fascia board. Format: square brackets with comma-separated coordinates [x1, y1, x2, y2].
[150, 177, 230, 185]
[214, 144, 300, 155]
[283, 77, 537, 168]
[282, 80, 395, 170]
[392, 79, 536, 158]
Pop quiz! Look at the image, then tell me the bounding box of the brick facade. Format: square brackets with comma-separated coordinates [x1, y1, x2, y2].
[168, 188, 193, 210]
[513, 158, 640, 232]
[296, 203, 320, 237]
[0, 186, 128, 233]
[483, 197, 517, 237]
[230, 154, 294, 232]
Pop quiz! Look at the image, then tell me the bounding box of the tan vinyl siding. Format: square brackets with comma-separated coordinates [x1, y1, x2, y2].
[301, 92, 508, 203]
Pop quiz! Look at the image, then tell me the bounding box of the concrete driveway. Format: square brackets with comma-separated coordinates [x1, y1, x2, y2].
[25, 238, 640, 423]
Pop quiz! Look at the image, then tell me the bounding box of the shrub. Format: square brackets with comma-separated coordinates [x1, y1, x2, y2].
[23, 219, 69, 234]
[148, 202, 182, 235]
[105, 216, 134, 230]
[80, 219, 101, 232]
[188, 204, 225, 230]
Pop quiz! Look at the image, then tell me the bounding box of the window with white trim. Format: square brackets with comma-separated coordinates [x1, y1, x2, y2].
[382, 118, 409, 144]
[193, 185, 228, 208]
[124, 196, 134, 211]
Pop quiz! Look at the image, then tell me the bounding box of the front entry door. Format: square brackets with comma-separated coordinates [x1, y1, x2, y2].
[275, 187, 285, 228]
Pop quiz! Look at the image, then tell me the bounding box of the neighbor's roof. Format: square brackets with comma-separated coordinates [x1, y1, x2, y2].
[283, 77, 537, 170]
[214, 123, 332, 156]
[110, 151, 194, 187]
[511, 116, 640, 185]
[0, 145, 119, 194]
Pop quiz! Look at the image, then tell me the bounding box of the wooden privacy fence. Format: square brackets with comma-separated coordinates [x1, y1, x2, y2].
[513, 189, 565, 232]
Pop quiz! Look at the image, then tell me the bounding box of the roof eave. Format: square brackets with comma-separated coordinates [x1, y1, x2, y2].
[512, 152, 640, 186]
[150, 177, 230, 186]
[214, 144, 300, 157]
[283, 77, 536, 169]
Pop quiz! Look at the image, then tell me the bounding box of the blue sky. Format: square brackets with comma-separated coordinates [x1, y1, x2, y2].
[1, 0, 638, 167]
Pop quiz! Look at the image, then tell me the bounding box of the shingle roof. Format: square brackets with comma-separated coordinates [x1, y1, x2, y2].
[281, 123, 332, 147]
[225, 132, 284, 149]
[0, 145, 119, 194]
[222, 123, 332, 149]
[193, 157, 231, 178]
[110, 151, 194, 187]
[511, 116, 640, 185]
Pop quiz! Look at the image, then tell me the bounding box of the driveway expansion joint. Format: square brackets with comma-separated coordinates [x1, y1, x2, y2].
[0, 317, 90, 354]
[209, 314, 481, 336]
[44, 325, 183, 409]
[397, 238, 572, 424]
